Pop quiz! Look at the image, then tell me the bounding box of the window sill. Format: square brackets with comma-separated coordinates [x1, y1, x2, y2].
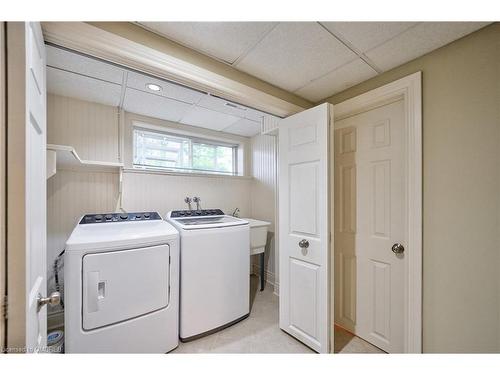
[122, 167, 253, 180]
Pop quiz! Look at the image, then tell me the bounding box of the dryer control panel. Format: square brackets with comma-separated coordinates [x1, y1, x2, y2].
[79, 212, 162, 224]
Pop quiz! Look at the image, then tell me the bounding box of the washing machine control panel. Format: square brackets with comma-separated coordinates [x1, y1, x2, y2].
[170, 209, 224, 218]
[79, 211, 162, 224]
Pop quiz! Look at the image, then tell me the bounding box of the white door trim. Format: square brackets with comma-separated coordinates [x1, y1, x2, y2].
[40, 22, 308, 118]
[0, 22, 6, 352]
[332, 72, 422, 353]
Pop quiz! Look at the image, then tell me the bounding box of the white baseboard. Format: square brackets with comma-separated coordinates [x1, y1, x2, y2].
[251, 264, 279, 296]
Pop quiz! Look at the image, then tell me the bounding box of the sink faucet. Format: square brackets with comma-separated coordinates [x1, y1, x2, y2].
[184, 197, 192, 210]
[232, 208, 240, 218]
[193, 196, 201, 211]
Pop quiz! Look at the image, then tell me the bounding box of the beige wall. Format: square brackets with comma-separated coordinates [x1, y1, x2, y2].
[323, 23, 500, 353]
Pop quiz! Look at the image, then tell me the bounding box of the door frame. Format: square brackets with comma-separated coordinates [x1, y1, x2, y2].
[331, 72, 422, 353]
[0, 21, 6, 352]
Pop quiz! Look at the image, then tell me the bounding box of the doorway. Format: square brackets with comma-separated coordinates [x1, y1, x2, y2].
[331, 72, 422, 353]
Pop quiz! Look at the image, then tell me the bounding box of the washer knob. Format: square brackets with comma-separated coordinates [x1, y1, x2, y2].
[120, 214, 128, 220]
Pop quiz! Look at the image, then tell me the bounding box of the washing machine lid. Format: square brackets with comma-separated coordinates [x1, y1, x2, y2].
[168, 215, 248, 230]
[66, 220, 178, 252]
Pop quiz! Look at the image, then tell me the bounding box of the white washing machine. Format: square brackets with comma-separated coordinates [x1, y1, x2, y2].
[166, 209, 249, 341]
[64, 211, 179, 353]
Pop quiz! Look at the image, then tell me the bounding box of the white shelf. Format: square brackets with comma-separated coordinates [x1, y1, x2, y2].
[47, 144, 123, 177]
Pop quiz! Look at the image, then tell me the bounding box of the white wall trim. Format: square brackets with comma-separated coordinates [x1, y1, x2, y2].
[333, 71, 423, 353]
[41, 22, 307, 118]
[0, 22, 6, 352]
[251, 264, 279, 296]
[122, 168, 253, 180]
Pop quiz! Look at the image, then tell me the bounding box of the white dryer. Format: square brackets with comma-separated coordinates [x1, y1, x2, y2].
[166, 209, 249, 341]
[64, 212, 179, 353]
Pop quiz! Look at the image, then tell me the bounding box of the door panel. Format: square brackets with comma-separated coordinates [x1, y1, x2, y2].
[289, 258, 319, 339]
[6, 22, 47, 352]
[26, 22, 47, 352]
[279, 103, 331, 353]
[334, 100, 406, 353]
[289, 161, 318, 235]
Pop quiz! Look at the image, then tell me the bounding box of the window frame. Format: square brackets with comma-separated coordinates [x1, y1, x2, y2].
[132, 125, 239, 176]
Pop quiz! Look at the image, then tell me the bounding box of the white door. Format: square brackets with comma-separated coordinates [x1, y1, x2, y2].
[6, 22, 47, 352]
[334, 99, 406, 353]
[279, 103, 332, 353]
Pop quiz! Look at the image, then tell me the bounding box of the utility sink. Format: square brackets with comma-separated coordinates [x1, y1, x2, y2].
[243, 218, 271, 291]
[244, 218, 271, 256]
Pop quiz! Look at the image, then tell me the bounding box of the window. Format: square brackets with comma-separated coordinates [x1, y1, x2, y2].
[133, 128, 237, 175]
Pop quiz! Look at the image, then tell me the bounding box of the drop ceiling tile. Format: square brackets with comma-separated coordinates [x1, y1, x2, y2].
[138, 22, 277, 64]
[126, 71, 203, 104]
[236, 22, 357, 92]
[180, 105, 240, 131]
[123, 88, 193, 122]
[46, 45, 124, 84]
[295, 59, 378, 102]
[366, 22, 490, 72]
[223, 118, 262, 137]
[47, 67, 122, 106]
[322, 22, 418, 53]
[244, 107, 266, 122]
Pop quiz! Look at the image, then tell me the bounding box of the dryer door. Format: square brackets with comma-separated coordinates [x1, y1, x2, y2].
[82, 244, 170, 330]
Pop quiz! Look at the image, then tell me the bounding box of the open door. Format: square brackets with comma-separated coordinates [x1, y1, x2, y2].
[6, 22, 49, 352]
[279, 103, 332, 353]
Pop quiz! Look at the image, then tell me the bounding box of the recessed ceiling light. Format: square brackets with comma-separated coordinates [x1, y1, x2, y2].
[146, 83, 162, 92]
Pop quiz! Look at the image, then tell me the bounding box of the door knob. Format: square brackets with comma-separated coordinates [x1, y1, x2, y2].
[391, 243, 405, 254]
[37, 292, 61, 311]
[299, 239, 309, 249]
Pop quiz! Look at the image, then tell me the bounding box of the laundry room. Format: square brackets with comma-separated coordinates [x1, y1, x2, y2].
[2, 17, 499, 361]
[45, 44, 281, 353]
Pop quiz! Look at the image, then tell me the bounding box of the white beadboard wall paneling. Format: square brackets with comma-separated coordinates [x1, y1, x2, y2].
[47, 94, 120, 163]
[46, 170, 119, 312]
[262, 115, 281, 135]
[250, 134, 278, 290]
[121, 170, 252, 218]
